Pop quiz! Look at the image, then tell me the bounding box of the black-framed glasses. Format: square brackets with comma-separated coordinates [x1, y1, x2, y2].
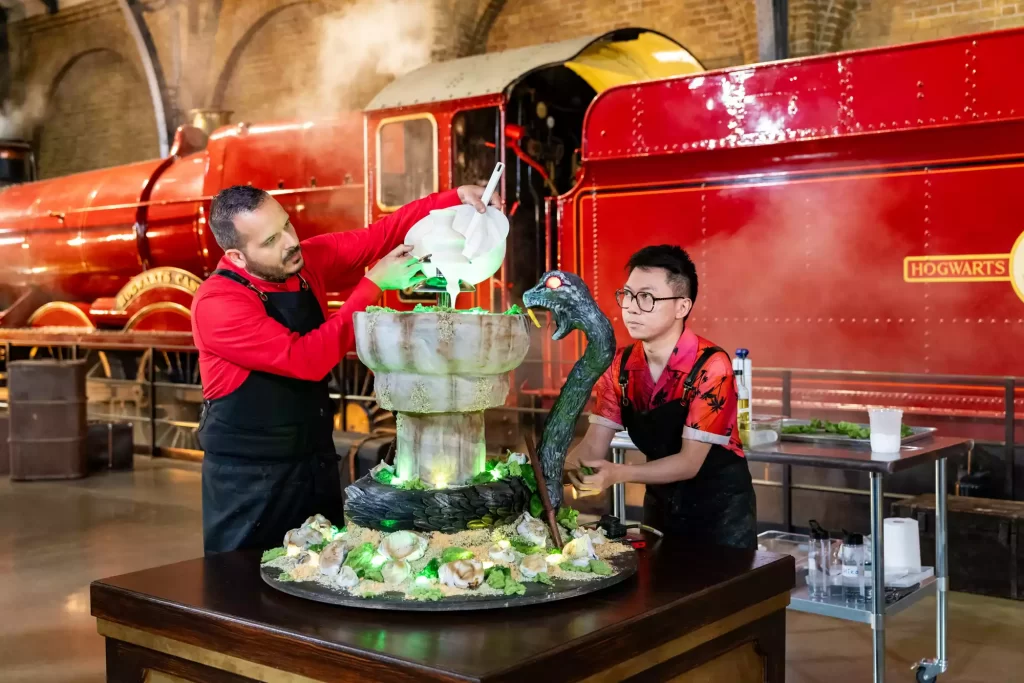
[615, 289, 688, 313]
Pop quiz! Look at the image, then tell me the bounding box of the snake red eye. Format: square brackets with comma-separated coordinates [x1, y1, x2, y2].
[545, 276, 562, 289]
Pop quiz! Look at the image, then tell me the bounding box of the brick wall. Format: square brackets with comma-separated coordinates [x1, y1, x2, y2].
[5, 0, 1024, 180]
[37, 49, 159, 179]
[486, 0, 758, 69]
[846, 0, 1024, 49]
[6, 0, 160, 178]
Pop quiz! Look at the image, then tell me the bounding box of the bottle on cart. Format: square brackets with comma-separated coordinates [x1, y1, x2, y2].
[733, 349, 752, 447]
[841, 531, 866, 606]
[807, 520, 830, 600]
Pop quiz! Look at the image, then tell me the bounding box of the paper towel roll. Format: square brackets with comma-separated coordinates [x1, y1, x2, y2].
[883, 517, 921, 571]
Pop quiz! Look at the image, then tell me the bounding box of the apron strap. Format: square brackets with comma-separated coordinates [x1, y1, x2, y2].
[618, 344, 634, 408]
[213, 269, 311, 301]
[618, 343, 729, 409]
[681, 345, 727, 405]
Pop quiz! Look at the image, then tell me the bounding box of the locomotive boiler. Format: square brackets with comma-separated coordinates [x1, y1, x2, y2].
[0, 114, 365, 333]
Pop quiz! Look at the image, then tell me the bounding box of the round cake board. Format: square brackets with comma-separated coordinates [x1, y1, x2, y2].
[260, 547, 637, 612]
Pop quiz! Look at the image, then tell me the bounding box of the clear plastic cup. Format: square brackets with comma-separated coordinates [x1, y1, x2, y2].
[868, 408, 903, 453]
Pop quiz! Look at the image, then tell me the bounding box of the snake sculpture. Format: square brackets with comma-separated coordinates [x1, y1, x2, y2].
[523, 270, 616, 510]
[343, 270, 614, 529]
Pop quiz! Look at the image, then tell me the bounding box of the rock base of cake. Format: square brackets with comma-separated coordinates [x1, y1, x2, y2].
[343, 474, 531, 532]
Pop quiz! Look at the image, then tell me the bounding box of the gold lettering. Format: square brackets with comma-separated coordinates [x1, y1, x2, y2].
[114, 268, 203, 311]
[996, 260, 1008, 276]
[910, 261, 924, 278]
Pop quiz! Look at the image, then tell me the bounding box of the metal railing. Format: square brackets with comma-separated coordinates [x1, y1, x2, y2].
[1, 339, 1019, 500]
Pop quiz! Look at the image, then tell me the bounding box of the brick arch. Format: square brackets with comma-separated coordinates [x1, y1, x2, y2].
[34, 47, 160, 178]
[209, 0, 315, 110]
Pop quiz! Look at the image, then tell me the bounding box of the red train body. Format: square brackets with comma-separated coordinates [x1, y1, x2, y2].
[2, 27, 1023, 438]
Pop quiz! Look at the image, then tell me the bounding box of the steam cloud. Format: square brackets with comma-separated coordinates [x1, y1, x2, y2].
[310, 0, 437, 116]
[0, 89, 46, 140]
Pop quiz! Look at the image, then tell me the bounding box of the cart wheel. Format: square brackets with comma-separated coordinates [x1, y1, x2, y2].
[916, 665, 937, 683]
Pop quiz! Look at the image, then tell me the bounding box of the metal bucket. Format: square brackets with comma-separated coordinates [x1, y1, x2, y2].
[8, 360, 87, 480]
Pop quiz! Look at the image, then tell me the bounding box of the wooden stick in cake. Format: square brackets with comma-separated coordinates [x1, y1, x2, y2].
[524, 431, 563, 549]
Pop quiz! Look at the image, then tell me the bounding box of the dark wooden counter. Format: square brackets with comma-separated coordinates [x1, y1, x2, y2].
[91, 538, 794, 683]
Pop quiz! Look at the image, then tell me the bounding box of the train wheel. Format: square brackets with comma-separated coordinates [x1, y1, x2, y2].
[137, 348, 203, 454]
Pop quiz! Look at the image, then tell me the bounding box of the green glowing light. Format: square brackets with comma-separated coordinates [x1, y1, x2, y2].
[380, 519, 398, 529]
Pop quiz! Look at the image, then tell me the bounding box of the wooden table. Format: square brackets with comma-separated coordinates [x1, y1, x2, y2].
[91, 538, 795, 683]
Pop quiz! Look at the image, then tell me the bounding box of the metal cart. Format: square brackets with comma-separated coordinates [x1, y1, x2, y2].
[610, 432, 971, 683]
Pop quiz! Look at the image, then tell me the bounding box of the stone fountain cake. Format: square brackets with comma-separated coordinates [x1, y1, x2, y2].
[260, 197, 637, 610]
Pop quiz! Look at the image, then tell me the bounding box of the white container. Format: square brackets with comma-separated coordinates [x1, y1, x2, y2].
[868, 408, 903, 453]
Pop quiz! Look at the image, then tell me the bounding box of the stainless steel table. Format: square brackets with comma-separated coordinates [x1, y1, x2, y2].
[609, 431, 972, 683]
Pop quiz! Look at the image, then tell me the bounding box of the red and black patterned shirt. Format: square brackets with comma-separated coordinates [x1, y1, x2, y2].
[591, 328, 745, 459]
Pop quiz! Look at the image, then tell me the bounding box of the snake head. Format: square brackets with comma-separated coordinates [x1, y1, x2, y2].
[523, 270, 597, 341]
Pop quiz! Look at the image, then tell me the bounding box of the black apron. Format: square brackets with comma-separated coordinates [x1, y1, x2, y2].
[199, 269, 341, 554]
[619, 344, 757, 550]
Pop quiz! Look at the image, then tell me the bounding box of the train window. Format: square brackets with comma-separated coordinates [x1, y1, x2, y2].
[376, 115, 437, 210]
[452, 107, 498, 188]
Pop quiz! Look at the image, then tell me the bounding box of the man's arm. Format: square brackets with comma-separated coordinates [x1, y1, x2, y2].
[303, 189, 461, 291]
[565, 422, 617, 472]
[192, 278, 381, 381]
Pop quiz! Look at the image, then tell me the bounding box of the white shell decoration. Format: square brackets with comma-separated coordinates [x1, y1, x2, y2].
[302, 514, 333, 539]
[488, 540, 516, 563]
[507, 452, 527, 465]
[382, 560, 411, 585]
[284, 526, 323, 550]
[335, 565, 360, 589]
[318, 540, 348, 579]
[572, 527, 607, 545]
[290, 551, 321, 581]
[438, 559, 484, 589]
[519, 553, 548, 579]
[515, 512, 548, 548]
[379, 530, 428, 562]
[563, 534, 598, 567]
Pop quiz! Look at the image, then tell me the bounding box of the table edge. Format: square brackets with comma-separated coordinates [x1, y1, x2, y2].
[89, 554, 796, 682]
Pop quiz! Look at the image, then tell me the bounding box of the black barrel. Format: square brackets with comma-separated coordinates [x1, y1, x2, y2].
[0, 413, 9, 477]
[8, 360, 87, 480]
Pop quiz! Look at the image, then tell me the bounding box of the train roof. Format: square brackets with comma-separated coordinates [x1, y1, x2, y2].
[364, 27, 703, 112]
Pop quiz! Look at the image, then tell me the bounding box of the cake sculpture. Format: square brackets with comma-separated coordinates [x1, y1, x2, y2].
[260, 195, 634, 609]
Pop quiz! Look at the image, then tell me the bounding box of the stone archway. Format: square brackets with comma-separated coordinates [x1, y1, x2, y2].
[211, 1, 364, 121]
[210, 0, 440, 122]
[36, 48, 160, 179]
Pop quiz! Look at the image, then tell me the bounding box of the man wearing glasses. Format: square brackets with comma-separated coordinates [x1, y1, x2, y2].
[565, 245, 756, 549]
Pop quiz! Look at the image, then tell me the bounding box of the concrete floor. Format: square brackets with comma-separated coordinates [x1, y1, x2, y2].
[0, 459, 1021, 683]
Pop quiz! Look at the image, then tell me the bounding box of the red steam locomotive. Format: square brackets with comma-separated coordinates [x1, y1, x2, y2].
[1, 27, 1023, 471]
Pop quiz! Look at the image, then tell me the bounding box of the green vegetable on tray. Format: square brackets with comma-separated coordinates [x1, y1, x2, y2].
[441, 547, 474, 563]
[261, 547, 287, 564]
[781, 418, 914, 440]
[410, 586, 444, 601]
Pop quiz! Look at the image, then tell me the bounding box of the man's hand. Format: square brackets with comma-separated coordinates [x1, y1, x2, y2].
[457, 184, 503, 213]
[568, 458, 625, 498]
[366, 245, 426, 291]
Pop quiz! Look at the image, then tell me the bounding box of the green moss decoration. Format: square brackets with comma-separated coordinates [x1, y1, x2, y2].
[261, 547, 286, 564]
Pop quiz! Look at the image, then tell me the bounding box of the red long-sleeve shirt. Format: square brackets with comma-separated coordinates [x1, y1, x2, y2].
[192, 189, 460, 399]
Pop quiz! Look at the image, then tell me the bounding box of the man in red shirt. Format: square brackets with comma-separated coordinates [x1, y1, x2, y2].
[566, 245, 756, 549]
[193, 183, 496, 553]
